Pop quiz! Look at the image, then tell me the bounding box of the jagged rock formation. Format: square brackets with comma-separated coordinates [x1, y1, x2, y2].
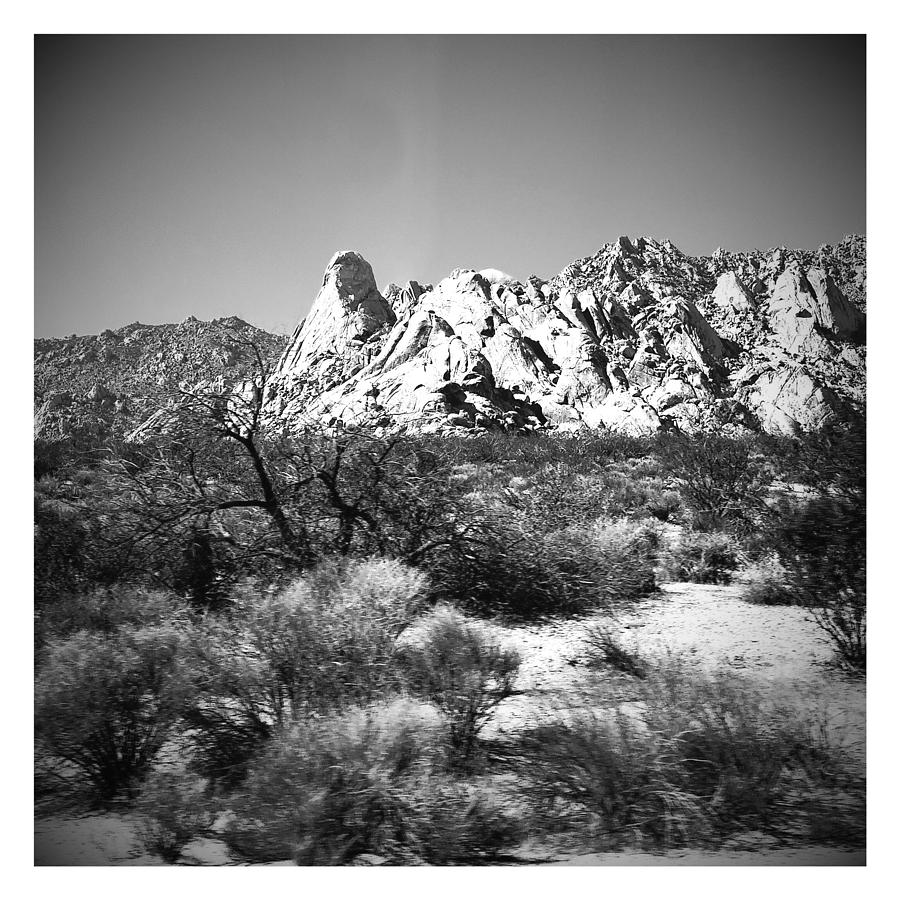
[265, 237, 865, 436]
[34, 237, 865, 443]
[34, 317, 288, 440]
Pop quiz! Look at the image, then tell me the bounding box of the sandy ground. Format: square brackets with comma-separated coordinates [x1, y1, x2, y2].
[35, 813, 159, 867]
[483, 584, 865, 754]
[34, 582, 865, 867]
[547, 847, 865, 866]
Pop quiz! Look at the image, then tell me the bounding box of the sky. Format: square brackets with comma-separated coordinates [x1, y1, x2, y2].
[34, 35, 866, 338]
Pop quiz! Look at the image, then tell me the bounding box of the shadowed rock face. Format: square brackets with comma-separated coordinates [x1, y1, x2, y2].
[266, 236, 866, 436]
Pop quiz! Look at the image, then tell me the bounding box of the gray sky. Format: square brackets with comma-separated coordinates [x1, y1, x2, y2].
[35, 35, 865, 338]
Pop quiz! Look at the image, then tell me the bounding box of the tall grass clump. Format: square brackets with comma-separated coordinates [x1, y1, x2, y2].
[184, 557, 428, 786]
[641, 664, 838, 831]
[223, 698, 521, 865]
[513, 662, 854, 850]
[583, 626, 650, 679]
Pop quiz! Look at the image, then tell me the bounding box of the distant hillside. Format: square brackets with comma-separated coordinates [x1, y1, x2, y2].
[34, 316, 288, 441]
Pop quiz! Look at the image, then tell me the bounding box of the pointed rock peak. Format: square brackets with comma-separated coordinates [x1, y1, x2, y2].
[276, 251, 395, 376]
[712, 271, 755, 311]
[322, 251, 381, 307]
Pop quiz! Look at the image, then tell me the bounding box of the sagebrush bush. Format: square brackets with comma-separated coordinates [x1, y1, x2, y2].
[35, 624, 192, 805]
[224, 699, 521, 865]
[559, 519, 660, 609]
[184, 557, 428, 786]
[657, 529, 742, 584]
[399, 605, 520, 770]
[136, 770, 214, 862]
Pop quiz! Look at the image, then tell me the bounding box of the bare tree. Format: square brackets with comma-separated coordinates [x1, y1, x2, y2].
[75, 330, 485, 603]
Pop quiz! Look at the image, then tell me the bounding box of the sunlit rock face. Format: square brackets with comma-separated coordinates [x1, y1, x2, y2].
[263, 235, 866, 436]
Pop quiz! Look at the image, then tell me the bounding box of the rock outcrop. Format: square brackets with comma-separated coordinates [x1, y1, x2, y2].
[35, 235, 865, 443]
[264, 236, 865, 436]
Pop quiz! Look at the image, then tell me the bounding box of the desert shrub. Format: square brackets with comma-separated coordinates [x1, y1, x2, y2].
[431, 518, 657, 620]
[471, 450, 675, 531]
[398, 606, 520, 770]
[36, 586, 192, 647]
[311, 433, 469, 562]
[437, 430, 655, 474]
[224, 699, 521, 865]
[34, 491, 94, 610]
[763, 424, 865, 672]
[802, 783, 867, 847]
[34, 423, 464, 609]
[643, 487, 683, 523]
[738, 553, 797, 606]
[517, 710, 709, 849]
[555, 520, 660, 608]
[583, 626, 650, 679]
[641, 665, 837, 831]
[657, 433, 770, 533]
[35, 624, 192, 805]
[515, 663, 850, 849]
[184, 558, 428, 786]
[811, 597, 866, 674]
[657, 529, 742, 584]
[765, 422, 865, 500]
[498, 466, 609, 532]
[136, 770, 214, 863]
[774, 496, 865, 672]
[194, 427, 472, 568]
[35, 437, 71, 481]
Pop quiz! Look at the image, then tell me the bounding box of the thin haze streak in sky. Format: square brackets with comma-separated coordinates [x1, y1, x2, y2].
[34, 35, 865, 338]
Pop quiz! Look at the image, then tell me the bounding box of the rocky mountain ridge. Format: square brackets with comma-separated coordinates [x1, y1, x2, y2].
[34, 317, 288, 441]
[263, 235, 865, 437]
[34, 235, 865, 442]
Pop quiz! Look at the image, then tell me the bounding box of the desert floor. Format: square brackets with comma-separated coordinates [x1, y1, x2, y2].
[34, 582, 866, 867]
